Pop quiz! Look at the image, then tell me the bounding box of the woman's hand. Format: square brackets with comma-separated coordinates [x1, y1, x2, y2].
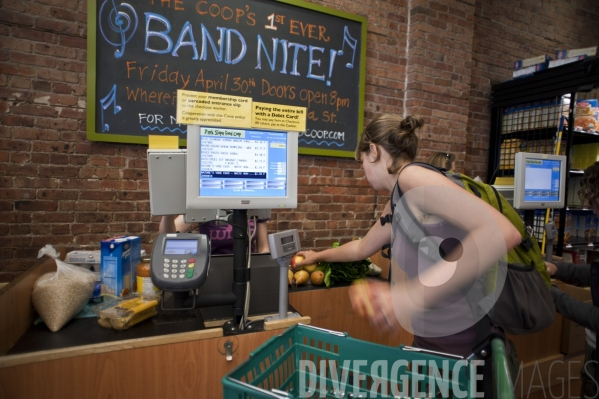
[349, 279, 405, 335]
[292, 251, 319, 269]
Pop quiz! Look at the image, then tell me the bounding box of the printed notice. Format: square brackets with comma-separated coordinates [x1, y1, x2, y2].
[176, 90, 252, 128]
[252, 102, 307, 132]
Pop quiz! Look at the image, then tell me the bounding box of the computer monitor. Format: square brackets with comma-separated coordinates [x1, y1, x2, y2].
[513, 152, 567, 210]
[185, 125, 298, 219]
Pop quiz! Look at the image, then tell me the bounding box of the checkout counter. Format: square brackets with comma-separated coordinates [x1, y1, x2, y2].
[0, 249, 310, 399]
[0, 249, 587, 399]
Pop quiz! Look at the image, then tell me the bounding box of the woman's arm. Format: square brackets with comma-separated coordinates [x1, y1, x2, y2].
[255, 220, 270, 253]
[294, 201, 393, 267]
[159, 215, 194, 234]
[552, 286, 599, 332]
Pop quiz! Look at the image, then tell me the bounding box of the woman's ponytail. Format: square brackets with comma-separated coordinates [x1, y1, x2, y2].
[400, 115, 425, 132]
[355, 114, 425, 174]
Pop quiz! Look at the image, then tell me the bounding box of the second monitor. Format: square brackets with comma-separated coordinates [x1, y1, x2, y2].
[513, 152, 567, 210]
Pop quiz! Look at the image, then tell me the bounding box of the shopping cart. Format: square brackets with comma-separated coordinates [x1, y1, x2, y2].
[223, 324, 515, 399]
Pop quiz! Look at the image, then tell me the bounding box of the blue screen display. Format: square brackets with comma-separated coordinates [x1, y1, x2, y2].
[164, 239, 198, 255]
[523, 159, 562, 203]
[198, 128, 287, 198]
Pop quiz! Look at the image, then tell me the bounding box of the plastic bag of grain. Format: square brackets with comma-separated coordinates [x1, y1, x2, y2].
[32, 245, 96, 332]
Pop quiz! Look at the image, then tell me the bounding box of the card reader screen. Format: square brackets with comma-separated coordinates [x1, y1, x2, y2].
[164, 239, 198, 255]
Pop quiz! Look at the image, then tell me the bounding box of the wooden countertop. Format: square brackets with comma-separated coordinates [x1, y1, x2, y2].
[0, 313, 310, 369]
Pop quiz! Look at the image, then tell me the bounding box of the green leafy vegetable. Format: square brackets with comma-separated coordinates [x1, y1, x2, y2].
[317, 260, 371, 288]
[314, 242, 371, 288]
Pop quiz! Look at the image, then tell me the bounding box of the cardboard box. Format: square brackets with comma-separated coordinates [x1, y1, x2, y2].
[499, 139, 524, 170]
[513, 54, 552, 69]
[556, 46, 597, 60]
[549, 55, 586, 69]
[560, 250, 574, 263]
[581, 214, 598, 241]
[560, 283, 592, 355]
[101, 236, 141, 297]
[512, 63, 548, 79]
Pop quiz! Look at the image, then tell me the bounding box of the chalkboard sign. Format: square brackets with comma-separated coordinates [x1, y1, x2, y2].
[87, 0, 367, 157]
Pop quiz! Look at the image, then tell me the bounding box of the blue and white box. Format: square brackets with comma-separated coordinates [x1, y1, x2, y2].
[101, 236, 141, 296]
[513, 54, 551, 70]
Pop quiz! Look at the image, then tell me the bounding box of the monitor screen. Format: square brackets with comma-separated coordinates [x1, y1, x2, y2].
[186, 125, 298, 216]
[198, 128, 288, 198]
[514, 152, 566, 210]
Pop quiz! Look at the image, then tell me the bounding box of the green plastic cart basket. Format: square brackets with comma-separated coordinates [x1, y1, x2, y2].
[223, 324, 515, 399]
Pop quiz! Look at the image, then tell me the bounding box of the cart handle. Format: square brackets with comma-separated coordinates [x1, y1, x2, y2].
[224, 377, 290, 398]
[297, 323, 346, 337]
[402, 345, 464, 360]
[492, 338, 515, 399]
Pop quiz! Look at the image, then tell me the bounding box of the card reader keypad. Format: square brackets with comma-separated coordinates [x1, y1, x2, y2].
[150, 233, 210, 292]
[162, 258, 196, 279]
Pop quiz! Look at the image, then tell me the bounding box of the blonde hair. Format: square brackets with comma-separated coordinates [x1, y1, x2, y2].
[355, 114, 424, 174]
[427, 152, 456, 170]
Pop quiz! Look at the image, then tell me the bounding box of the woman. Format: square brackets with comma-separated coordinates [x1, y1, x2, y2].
[294, 114, 521, 356]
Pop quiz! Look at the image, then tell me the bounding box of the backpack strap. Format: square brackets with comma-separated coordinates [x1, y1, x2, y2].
[393, 162, 445, 197]
[379, 162, 454, 258]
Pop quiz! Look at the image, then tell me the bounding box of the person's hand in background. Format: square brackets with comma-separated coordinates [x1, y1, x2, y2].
[545, 261, 557, 277]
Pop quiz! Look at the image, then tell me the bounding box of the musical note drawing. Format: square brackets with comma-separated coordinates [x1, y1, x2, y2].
[337, 26, 358, 69]
[99, 0, 138, 58]
[99, 85, 121, 132]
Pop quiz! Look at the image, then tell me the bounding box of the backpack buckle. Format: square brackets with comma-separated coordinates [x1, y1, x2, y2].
[525, 225, 534, 237]
[381, 244, 391, 259]
[380, 214, 393, 226]
[520, 236, 533, 251]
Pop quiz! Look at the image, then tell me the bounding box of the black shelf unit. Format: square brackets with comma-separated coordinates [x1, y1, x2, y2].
[488, 56, 599, 256]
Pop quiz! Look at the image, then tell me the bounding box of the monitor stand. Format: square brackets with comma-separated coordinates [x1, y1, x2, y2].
[153, 291, 205, 329]
[222, 209, 265, 335]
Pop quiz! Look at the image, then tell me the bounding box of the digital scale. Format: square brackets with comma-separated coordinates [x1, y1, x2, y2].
[267, 229, 302, 321]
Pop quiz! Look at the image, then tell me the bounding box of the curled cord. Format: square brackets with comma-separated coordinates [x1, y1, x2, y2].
[241, 215, 258, 328]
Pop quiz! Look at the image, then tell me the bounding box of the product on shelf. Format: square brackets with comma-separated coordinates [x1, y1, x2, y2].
[571, 143, 599, 170]
[499, 139, 523, 169]
[512, 54, 552, 79]
[574, 99, 598, 132]
[556, 46, 597, 60]
[501, 99, 564, 133]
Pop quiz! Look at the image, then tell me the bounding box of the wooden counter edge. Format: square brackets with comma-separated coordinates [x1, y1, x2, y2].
[264, 315, 311, 330]
[0, 326, 222, 369]
[0, 315, 311, 369]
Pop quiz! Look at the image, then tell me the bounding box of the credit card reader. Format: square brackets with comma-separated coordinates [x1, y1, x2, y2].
[151, 233, 211, 309]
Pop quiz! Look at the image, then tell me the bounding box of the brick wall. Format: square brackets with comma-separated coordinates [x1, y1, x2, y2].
[467, 0, 599, 178]
[1, 0, 598, 280]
